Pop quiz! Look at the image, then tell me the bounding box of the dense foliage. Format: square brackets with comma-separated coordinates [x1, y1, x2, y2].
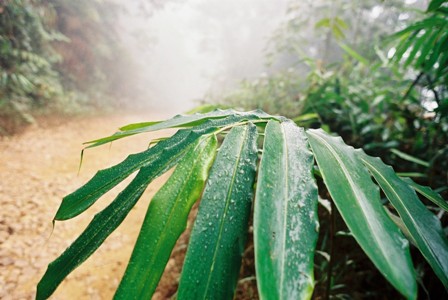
[37, 110, 448, 299]
[0, 0, 137, 134]
[207, 0, 448, 296]
[213, 0, 447, 189]
[8, 0, 444, 297]
[0, 0, 64, 133]
[391, 0, 447, 116]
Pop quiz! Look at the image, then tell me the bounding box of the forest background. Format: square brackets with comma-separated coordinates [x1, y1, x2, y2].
[0, 0, 447, 297]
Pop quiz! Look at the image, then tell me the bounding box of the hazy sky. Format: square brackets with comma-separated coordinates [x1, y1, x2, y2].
[121, 0, 289, 113]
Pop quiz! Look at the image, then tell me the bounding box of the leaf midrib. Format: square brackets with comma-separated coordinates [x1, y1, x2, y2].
[362, 158, 446, 275]
[308, 132, 394, 272]
[60, 131, 192, 219]
[66, 152, 156, 208]
[47, 147, 188, 290]
[279, 123, 289, 299]
[42, 173, 148, 297]
[138, 137, 213, 296]
[202, 125, 249, 297]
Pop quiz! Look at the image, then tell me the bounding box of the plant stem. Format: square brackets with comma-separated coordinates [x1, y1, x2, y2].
[425, 74, 440, 105]
[401, 71, 424, 102]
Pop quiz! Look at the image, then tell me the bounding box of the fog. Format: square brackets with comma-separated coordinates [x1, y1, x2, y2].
[119, 0, 289, 113]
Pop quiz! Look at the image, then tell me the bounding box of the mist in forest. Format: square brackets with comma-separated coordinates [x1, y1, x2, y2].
[118, 0, 289, 112]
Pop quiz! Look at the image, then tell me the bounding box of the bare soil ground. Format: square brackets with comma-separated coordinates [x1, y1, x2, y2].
[0, 111, 193, 299]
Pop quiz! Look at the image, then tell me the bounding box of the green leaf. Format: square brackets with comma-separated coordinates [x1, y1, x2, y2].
[116, 109, 233, 132]
[361, 155, 448, 288]
[114, 135, 218, 299]
[393, 32, 419, 63]
[388, 23, 422, 41]
[339, 42, 369, 66]
[428, 0, 445, 12]
[55, 115, 273, 220]
[436, 50, 448, 78]
[396, 172, 427, 178]
[185, 104, 232, 114]
[84, 109, 281, 147]
[436, 6, 448, 14]
[334, 17, 348, 29]
[119, 120, 162, 131]
[55, 128, 196, 220]
[178, 123, 258, 299]
[390, 148, 430, 168]
[292, 113, 319, 124]
[332, 25, 345, 40]
[425, 28, 448, 71]
[315, 17, 330, 28]
[37, 161, 175, 300]
[401, 177, 448, 211]
[306, 129, 417, 299]
[386, 210, 417, 246]
[404, 30, 432, 67]
[254, 120, 318, 300]
[416, 29, 443, 68]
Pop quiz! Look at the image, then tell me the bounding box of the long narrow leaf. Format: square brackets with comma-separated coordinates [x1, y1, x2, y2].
[416, 29, 443, 68]
[390, 148, 430, 168]
[339, 42, 369, 65]
[386, 210, 417, 246]
[306, 129, 417, 299]
[178, 124, 258, 299]
[55, 129, 196, 220]
[388, 18, 445, 41]
[428, 0, 445, 12]
[360, 155, 448, 288]
[36, 148, 185, 300]
[84, 110, 231, 147]
[254, 120, 319, 300]
[119, 120, 162, 131]
[56, 115, 274, 220]
[114, 135, 218, 299]
[425, 28, 448, 70]
[401, 177, 448, 211]
[404, 30, 431, 67]
[393, 32, 419, 63]
[85, 109, 281, 147]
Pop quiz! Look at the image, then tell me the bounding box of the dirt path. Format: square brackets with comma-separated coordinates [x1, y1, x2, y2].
[0, 111, 183, 299]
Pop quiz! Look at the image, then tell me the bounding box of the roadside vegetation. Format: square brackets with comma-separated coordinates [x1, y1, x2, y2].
[2, 0, 447, 298]
[0, 0, 136, 134]
[39, 1, 448, 299]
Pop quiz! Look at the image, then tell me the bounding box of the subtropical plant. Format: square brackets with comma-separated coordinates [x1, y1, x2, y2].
[0, 0, 65, 133]
[37, 110, 448, 299]
[220, 0, 448, 192]
[0, 0, 147, 134]
[389, 0, 448, 124]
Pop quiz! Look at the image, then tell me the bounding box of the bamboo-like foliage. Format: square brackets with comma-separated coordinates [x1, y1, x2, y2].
[391, 0, 448, 85]
[37, 110, 448, 300]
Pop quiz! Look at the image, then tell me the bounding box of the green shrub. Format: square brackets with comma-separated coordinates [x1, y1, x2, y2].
[0, 0, 65, 133]
[390, 0, 448, 92]
[37, 110, 448, 299]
